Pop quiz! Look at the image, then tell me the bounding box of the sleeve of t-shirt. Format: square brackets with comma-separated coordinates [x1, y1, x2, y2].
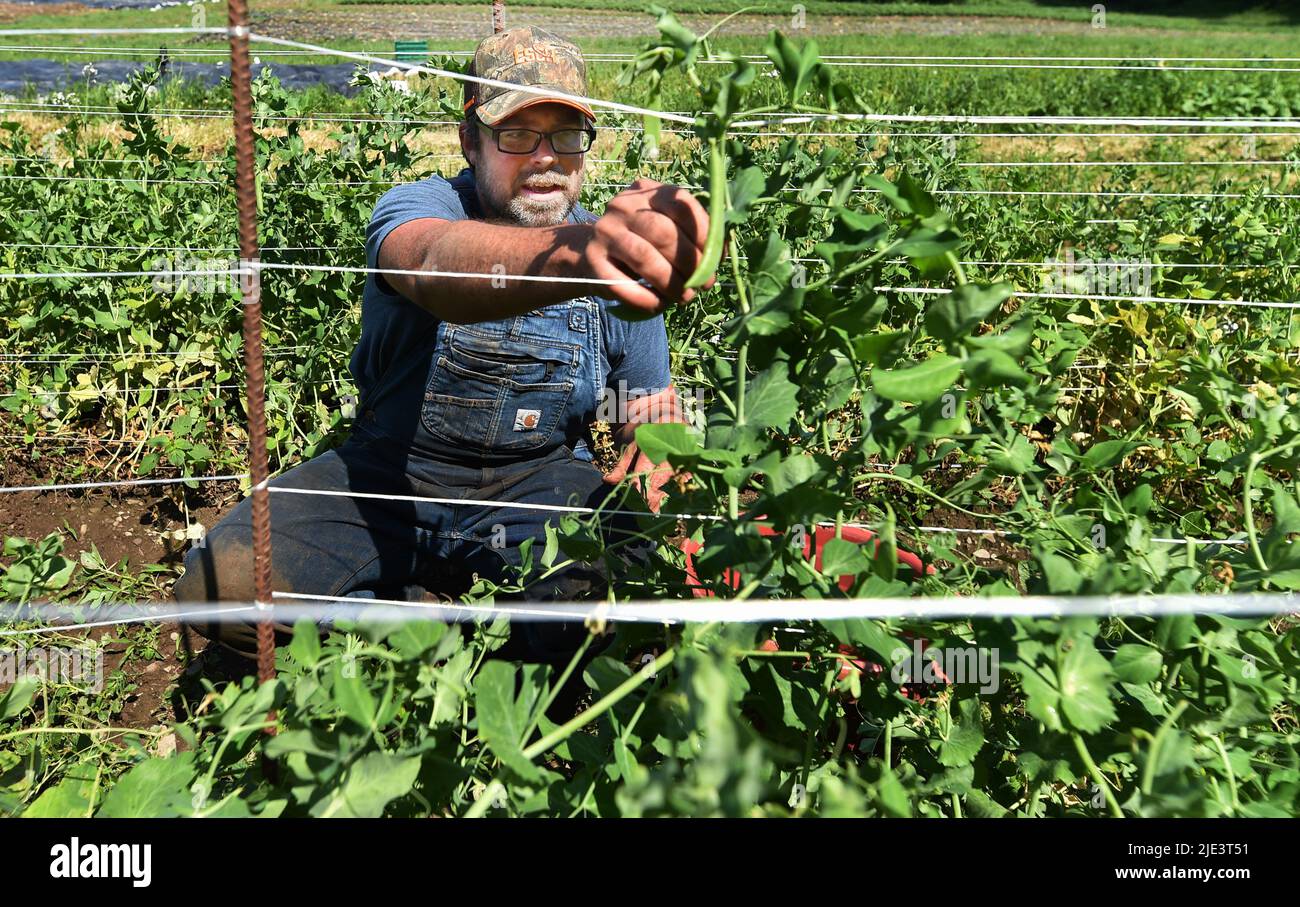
[604, 307, 673, 401]
[365, 176, 467, 295]
[575, 207, 674, 401]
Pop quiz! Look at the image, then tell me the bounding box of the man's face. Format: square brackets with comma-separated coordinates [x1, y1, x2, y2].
[464, 102, 587, 227]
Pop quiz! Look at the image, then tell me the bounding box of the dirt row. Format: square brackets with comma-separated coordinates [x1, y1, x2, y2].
[0, 454, 250, 729]
[250, 4, 1200, 42]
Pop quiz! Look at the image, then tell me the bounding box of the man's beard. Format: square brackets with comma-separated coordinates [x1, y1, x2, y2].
[480, 168, 581, 227]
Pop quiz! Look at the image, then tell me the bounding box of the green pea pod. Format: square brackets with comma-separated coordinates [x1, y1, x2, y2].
[643, 111, 661, 162]
[873, 505, 899, 582]
[684, 136, 727, 289]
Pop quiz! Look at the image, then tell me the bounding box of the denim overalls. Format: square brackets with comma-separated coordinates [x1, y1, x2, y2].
[411, 296, 604, 465]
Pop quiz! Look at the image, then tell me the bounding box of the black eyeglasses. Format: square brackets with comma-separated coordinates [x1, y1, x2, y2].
[481, 125, 595, 155]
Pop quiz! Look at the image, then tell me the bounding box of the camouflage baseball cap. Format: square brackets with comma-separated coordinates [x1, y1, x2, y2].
[465, 26, 595, 127]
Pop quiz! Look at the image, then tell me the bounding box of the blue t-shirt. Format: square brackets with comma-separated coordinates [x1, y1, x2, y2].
[349, 168, 672, 462]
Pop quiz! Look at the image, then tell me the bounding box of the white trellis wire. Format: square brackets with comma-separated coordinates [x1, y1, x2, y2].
[3, 591, 1294, 637]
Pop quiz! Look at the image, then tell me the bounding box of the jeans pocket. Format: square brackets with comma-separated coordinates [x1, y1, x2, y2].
[421, 329, 577, 453]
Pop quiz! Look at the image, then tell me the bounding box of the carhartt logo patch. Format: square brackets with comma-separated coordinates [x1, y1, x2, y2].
[513, 408, 541, 431]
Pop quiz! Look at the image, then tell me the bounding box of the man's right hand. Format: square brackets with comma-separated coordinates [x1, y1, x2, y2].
[581, 178, 718, 315]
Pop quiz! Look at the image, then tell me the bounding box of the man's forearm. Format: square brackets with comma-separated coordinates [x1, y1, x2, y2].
[387, 218, 603, 323]
[379, 178, 715, 321]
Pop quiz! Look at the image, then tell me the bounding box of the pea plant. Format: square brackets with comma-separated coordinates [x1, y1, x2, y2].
[0, 58, 452, 484]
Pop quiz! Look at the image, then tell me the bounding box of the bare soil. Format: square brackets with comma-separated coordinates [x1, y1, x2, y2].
[96, 620, 255, 732]
[0, 2, 87, 24]
[0, 453, 248, 728]
[251, 5, 1205, 43]
[0, 453, 236, 572]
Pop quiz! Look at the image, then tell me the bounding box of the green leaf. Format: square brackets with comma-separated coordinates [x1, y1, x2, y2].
[743, 361, 800, 430]
[924, 283, 1013, 344]
[820, 537, 870, 579]
[542, 522, 561, 567]
[473, 661, 546, 783]
[1038, 551, 1083, 593]
[865, 172, 936, 218]
[767, 452, 819, 495]
[814, 210, 887, 268]
[634, 422, 702, 463]
[1266, 569, 1300, 590]
[22, 761, 97, 818]
[852, 330, 907, 367]
[726, 166, 766, 223]
[746, 662, 817, 735]
[1123, 483, 1154, 517]
[582, 655, 633, 698]
[872, 354, 961, 403]
[964, 347, 1031, 388]
[819, 617, 900, 663]
[831, 208, 881, 235]
[874, 767, 912, 817]
[1016, 663, 1064, 732]
[387, 621, 447, 659]
[936, 697, 986, 767]
[871, 507, 898, 582]
[311, 752, 421, 818]
[287, 619, 322, 668]
[96, 754, 196, 818]
[987, 433, 1038, 476]
[1111, 644, 1163, 684]
[725, 284, 804, 340]
[1120, 681, 1168, 717]
[333, 660, 377, 730]
[264, 728, 338, 760]
[1080, 439, 1143, 472]
[430, 648, 475, 726]
[746, 232, 794, 306]
[964, 789, 1009, 818]
[764, 31, 821, 105]
[1058, 638, 1117, 732]
[723, 449, 780, 490]
[652, 6, 700, 59]
[0, 676, 39, 720]
[892, 227, 961, 259]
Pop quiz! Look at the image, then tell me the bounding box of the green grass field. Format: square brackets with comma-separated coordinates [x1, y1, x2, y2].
[342, 0, 1300, 30]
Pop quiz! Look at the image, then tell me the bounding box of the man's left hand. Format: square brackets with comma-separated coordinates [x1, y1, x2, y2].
[604, 441, 676, 513]
[603, 384, 689, 514]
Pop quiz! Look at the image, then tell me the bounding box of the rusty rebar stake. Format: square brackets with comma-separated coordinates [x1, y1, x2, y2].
[228, 0, 275, 689]
[492, 0, 505, 33]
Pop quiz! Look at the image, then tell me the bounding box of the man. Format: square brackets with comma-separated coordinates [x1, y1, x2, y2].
[173, 27, 715, 664]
